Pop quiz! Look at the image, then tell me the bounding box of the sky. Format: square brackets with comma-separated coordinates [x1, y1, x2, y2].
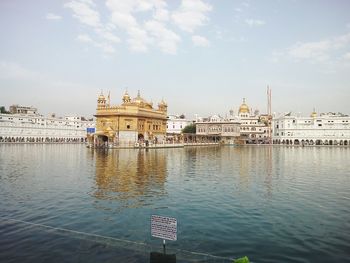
[0, 0, 350, 119]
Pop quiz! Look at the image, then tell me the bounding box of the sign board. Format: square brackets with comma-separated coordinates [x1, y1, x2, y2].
[86, 128, 96, 134]
[151, 215, 177, 241]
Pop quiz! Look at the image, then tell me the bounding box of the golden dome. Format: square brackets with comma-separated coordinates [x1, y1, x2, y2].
[98, 91, 105, 100]
[239, 98, 250, 114]
[122, 90, 131, 103]
[310, 109, 317, 118]
[159, 98, 167, 107]
[133, 90, 146, 104]
[130, 90, 153, 109]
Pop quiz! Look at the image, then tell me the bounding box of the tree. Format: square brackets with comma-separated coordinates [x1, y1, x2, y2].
[182, 123, 196, 134]
[0, 106, 9, 114]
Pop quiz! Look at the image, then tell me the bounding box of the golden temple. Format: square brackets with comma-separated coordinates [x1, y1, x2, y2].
[90, 90, 167, 147]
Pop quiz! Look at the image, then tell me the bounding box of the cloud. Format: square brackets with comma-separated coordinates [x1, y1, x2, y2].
[67, 0, 212, 54]
[145, 20, 181, 54]
[242, 1, 250, 8]
[192, 35, 210, 47]
[77, 34, 115, 53]
[273, 33, 350, 64]
[0, 61, 42, 80]
[65, 0, 120, 54]
[171, 0, 212, 32]
[46, 13, 62, 20]
[95, 29, 120, 43]
[127, 27, 152, 52]
[154, 7, 169, 21]
[77, 34, 93, 43]
[343, 52, 350, 60]
[64, 0, 101, 28]
[105, 0, 195, 53]
[106, 0, 152, 52]
[288, 40, 331, 61]
[245, 19, 265, 27]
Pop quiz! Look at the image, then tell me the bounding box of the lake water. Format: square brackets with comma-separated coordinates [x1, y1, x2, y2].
[0, 144, 349, 262]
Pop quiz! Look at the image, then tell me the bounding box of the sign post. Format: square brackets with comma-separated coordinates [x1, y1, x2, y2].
[151, 215, 177, 254]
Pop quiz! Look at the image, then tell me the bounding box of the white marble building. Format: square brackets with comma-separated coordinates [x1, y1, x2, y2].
[166, 115, 193, 134]
[0, 106, 95, 143]
[273, 111, 350, 145]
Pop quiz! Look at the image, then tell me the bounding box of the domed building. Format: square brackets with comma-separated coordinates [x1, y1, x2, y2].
[91, 90, 167, 147]
[238, 98, 250, 118]
[310, 109, 317, 118]
[237, 98, 271, 144]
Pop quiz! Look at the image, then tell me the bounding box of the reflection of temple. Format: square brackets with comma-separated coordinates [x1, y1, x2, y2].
[90, 90, 167, 147]
[92, 149, 167, 208]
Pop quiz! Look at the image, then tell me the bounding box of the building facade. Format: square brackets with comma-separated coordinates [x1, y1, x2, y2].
[0, 106, 95, 143]
[273, 111, 350, 145]
[91, 90, 167, 147]
[9, 105, 38, 115]
[236, 98, 271, 144]
[166, 115, 193, 134]
[196, 117, 240, 144]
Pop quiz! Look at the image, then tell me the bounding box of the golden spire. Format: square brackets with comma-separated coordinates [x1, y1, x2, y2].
[239, 98, 250, 114]
[310, 107, 317, 118]
[122, 88, 131, 103]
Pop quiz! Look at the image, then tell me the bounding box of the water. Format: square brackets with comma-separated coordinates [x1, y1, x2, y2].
[0, 144, 349, 262]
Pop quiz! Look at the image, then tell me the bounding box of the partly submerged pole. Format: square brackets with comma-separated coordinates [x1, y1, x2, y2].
[163, 239, 166, 254]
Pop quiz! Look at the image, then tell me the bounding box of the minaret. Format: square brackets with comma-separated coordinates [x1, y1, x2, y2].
[122, 89, 131, 104]
[158, 98, 168, 113]
[97, 91, 106, 109]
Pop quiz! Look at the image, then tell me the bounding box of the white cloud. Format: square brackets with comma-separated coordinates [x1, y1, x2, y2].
[94, 42, 116, 53]
[0, 61, 42, 80]
[245, 19, 265, 27]
[227, 36, 247, 43]
[343, 52, 350, 60]
[46, 13, 62, 20]
[77, 34, 115, 53]
[106, 0, 152, 52]
[145, 20, 181, 54]
[65, 0, 120, 54]
[127, 27, 152, 52]
[106, 0, 181, 53]
[242, 1, 250, 8]
[64, 0, 101, 28]
[95, 29, 120, 43]
[67, 0, 212, 54]
[234, 8, 242, 13]
[192, 35, 210, 47]
[274, 33, 350, 64]
[154, 7, 169, 21]
[77, 34, 93, 43]
[171, 0, 212, 32]
[288, 40, 331, 61]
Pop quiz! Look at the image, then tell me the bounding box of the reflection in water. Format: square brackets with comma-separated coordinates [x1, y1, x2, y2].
[233, 146, 274, 197]
[1, 145, 350, 263]
[91, 149, 168, 210]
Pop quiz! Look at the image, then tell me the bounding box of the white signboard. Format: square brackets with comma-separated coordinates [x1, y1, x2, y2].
[151, 215, 177, 241]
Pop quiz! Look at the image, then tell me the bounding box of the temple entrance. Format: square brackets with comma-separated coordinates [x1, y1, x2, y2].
[95, 135, 108, 147]
[138, 134, 144, 141]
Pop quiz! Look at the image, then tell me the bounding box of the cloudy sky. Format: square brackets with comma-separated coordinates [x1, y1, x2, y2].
[1, 0, 350, 118]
